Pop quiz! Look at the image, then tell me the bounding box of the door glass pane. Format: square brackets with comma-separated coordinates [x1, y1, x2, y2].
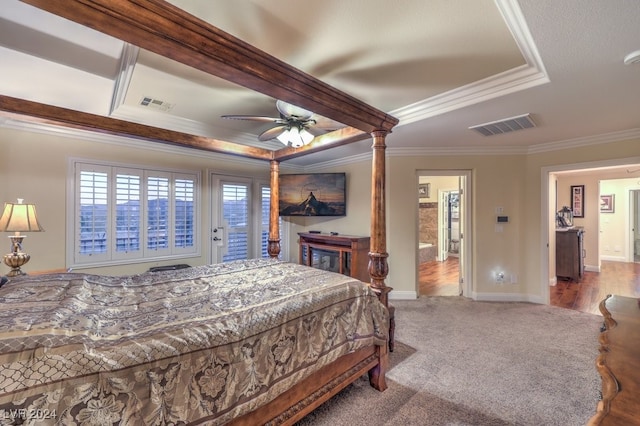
[223, 183, 249, 261]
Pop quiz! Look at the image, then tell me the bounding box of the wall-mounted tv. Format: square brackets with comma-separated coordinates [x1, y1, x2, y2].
[279, 173, 346, 217]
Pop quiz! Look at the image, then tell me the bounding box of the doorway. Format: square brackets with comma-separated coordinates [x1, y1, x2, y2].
[543, 159, 640, 308]
[209, 173, 286, 264]
[417, 171, 471, 297]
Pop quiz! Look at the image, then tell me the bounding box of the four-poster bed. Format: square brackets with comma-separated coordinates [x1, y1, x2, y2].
[0, 1, 398, 424]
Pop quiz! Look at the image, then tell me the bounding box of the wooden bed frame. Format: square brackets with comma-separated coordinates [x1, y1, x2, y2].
[1, 1, 399, 423]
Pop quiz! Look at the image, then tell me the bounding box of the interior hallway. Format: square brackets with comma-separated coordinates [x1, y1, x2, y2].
[419, 259, 640, 315]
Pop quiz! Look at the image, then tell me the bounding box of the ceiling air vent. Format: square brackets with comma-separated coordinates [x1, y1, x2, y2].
[469, 113, 536, 136]
[139, 96, 174, 112]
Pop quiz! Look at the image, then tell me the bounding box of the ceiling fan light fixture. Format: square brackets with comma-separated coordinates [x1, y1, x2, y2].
[289, 126, 304, 148]
[276, 126, 315, 148]
[276, 129, 290, 146]
[300, 128, 314, 145]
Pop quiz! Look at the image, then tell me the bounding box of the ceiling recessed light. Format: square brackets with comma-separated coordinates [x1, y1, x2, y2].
[623, 50, 640, 65]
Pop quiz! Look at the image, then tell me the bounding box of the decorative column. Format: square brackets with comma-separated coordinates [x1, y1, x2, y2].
[368, 130, 391, 307]
[268, 160, 281, 258]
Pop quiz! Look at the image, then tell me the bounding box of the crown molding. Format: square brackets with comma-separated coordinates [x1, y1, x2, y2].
[384, 128, 640, 158]
[392, 64, 548, 127]
[0, 117, 274, 168]
[109, 43, 139, 115]
[3, 114, 639, 167]
[526, 128, 640, 154]
[387, 145, 528, 157]
[392, 0, 549, 126]
[302, 151, 373, 171]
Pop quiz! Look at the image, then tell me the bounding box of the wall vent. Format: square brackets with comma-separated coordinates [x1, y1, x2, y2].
[469, 113, 535, 136]
[139, 96, 174, 112]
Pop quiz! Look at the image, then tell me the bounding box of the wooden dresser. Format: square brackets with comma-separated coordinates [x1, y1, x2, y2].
[588, 294, 640, 425]
[556, 227, 585, 282]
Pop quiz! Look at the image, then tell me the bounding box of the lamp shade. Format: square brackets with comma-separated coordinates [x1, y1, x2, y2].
[0, 199, 44, 232]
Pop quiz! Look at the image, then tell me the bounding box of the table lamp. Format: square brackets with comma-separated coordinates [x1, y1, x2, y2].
[0, 199, 44, 276]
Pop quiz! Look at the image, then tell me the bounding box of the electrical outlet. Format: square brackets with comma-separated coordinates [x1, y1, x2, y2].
[495, 272, 505, 284]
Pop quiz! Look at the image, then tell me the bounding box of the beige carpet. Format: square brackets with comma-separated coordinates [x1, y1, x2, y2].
[297, 296, 603, 426]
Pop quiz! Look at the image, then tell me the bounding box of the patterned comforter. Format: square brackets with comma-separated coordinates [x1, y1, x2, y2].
[0, 259, 388, 425]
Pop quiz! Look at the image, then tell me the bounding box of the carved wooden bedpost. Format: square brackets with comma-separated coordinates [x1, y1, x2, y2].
[268, 160, 281, 258]
[368, 130, 391, 306]
[367, 130, 392, 390]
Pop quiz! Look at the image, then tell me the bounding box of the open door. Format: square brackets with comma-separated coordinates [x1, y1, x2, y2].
[439, 190, 450, 262]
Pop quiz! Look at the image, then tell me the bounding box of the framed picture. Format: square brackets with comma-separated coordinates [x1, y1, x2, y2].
[600, 194, 615, 213]
[570, 185, 584, 218]
[418, 183, 430, 198]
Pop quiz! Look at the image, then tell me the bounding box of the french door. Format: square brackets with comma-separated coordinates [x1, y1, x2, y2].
[210, 175, 250, 263]
[210, 174, 283, 264]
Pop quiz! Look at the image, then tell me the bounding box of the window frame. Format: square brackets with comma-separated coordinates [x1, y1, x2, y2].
[67, 158, 200, 269]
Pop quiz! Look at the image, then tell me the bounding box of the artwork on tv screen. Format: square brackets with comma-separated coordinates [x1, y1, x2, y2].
[279, 173, 346, 216]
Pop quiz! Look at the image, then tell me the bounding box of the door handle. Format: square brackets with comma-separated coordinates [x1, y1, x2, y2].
[213, 237, 221, 241]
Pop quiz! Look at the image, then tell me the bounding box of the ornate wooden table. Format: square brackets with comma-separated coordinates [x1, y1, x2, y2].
[587, 294, 640, 425]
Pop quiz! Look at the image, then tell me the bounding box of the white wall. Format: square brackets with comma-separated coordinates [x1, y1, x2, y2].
[599, 177, 640, 262]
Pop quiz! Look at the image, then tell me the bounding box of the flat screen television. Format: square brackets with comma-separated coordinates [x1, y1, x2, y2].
[279, 173, 346, 217]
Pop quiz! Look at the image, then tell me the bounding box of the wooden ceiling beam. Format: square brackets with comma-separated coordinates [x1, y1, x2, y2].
[0, 95, 274, 161]
[273, 127, 370, 162]
[20, 0, 398, 136]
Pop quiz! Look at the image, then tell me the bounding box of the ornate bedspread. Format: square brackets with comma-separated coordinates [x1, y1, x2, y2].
[0, 259, 388, 425]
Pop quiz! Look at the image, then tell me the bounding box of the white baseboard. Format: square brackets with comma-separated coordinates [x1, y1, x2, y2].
[389, 290, 418, 300]
[600, 255, 627, 262]
[390, 290, 546, 303]
[585, 264, 600, 272]
[473, 292, 545, 304]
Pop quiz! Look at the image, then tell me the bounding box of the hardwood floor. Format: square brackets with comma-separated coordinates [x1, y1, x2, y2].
[419, 257, 460, 296]
[551, 260, 640, 314]
[419, 258, 640, 315]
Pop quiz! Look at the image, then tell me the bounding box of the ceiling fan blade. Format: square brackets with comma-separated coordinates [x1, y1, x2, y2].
[309, 116, 343, 131]
[305, 126, 328, 137]
[276, 100, 313, 120]
[221, 114, 284, 123]
[259, 125, 288, 141]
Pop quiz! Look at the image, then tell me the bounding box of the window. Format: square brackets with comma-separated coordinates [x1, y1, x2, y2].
[71, 161, 199, 267]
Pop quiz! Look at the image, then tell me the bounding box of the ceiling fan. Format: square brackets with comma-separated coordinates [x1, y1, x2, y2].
[221, 100, 340, 148]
